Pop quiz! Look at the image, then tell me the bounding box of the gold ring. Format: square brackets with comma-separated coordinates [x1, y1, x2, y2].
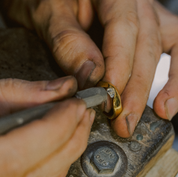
[97, 81, 122, 119]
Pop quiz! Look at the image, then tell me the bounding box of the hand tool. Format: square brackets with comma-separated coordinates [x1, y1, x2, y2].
[0, 87, 109, 135]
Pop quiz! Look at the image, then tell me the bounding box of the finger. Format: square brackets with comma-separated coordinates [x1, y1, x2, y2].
[26, 109, 95, 177]
[92, 0, 139, 113]
[153, 1, 178, 120]
[77, 0, 94, 30]
[112, 0, 162, 137]
[92, 0, 139, 94]
[0, 99, 87, 177]
[154, 44, 178, 120]
[33, 0, 104, 89]
[0, 76, 77, 116]
[153, 1, 178, 53]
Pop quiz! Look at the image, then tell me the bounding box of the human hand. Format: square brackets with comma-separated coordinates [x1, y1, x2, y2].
[1, 0, 162, 138]
[0, 76, 95, 177]
[152, 1, 178, 121]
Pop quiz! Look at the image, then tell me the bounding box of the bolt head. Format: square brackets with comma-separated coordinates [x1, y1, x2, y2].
[129, 141, 142, 152]
[90, 146, 119, 174]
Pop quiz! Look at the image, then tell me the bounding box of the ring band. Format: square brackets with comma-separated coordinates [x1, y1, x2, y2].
[97, 81, 122, 119]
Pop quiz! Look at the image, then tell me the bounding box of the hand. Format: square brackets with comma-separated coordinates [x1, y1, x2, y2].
[0, 76, 95, 177]
[1, 0, 162, 137]
[153, 1, 178, 121]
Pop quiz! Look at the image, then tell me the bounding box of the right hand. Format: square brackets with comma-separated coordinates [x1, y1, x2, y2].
[153, 1, 178, 121]
[0, 76, 95, 177]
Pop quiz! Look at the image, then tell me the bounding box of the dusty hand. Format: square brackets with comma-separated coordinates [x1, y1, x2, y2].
[0, 76, 95, 177]
[153, 2, 178, 121]
[1, 0, 168, 138]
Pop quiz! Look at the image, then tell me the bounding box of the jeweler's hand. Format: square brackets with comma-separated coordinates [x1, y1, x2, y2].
[104, 0, 162, 137]
[113, 1, 178, 135]
[1, 0, 105, 90]
[0, 76, 95, 177]
[1, 0, 163, 137]
[153, 2, 178, 121]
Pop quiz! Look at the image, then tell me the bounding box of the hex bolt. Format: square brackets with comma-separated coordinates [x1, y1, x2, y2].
[136, 134, 143, 141]
[90, 146, 119, 174]
[129, 141, 142, 152]
[81, 141, 128, 177]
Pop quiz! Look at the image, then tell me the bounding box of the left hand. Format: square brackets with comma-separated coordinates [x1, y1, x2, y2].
[92, 0, 162, 137]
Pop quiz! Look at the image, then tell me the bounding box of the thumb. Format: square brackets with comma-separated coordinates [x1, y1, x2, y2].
[0, 76, 77, 117]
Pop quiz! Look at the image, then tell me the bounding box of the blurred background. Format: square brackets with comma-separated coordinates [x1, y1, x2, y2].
[0, 0, 178, 150]
[159, 0, 178, 15]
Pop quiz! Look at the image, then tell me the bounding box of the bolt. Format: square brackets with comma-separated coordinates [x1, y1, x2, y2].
[81, 141, 128, 177]
[150, 121, 162, 131]
[90, 146, 119, 174]
[136, 134, 143, 141]
[129, 141, 142, 152]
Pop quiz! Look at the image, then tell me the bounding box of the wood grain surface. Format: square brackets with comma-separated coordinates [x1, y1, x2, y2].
[145, 148, 178, 177]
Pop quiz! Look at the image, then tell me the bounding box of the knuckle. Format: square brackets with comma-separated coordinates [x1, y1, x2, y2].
[125, 11, 139, 34]
[150, 32, 161, 48]
[104, 10, 139, 36]
[0, 78, 15, 87]
[160, 88, 171, 98]
[48, 29, 84, 74]
[140, 31, 161, 63]
[163, 89, 171, 98]
[149, 33, 162, 62]
[51, 30, 78, 55]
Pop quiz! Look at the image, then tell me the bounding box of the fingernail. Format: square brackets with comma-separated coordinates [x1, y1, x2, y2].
[90, 109, 96, 125]
[46, 76, 72, 91]
[75, 60, 96, 90]
[165, 98, 178, 121]
[126, 113, 139, 137]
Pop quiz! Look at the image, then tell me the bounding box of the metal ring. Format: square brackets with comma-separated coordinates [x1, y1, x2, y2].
[97, 81, 122, 119]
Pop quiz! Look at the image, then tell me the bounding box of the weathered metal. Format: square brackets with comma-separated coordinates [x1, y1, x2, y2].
[81, 141, 127, 177]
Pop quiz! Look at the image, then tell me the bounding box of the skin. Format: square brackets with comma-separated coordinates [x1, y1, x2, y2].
[0, 0, 178, 176]
[0, 76, 96, 176]
[153, 1, 178, 121]
[1, 1, 178, 136]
